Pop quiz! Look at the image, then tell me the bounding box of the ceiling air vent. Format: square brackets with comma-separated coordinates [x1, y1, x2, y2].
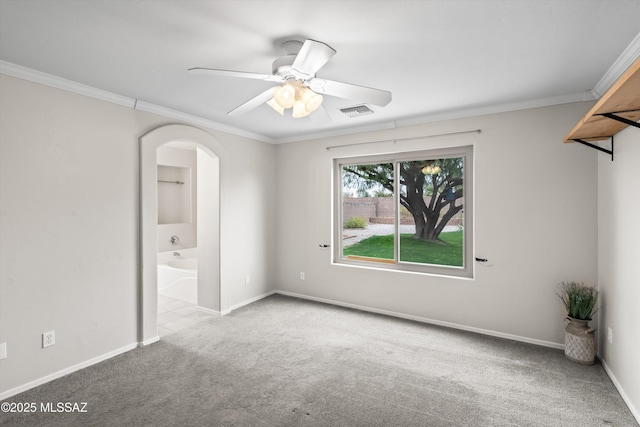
[339, 104, 374, 118]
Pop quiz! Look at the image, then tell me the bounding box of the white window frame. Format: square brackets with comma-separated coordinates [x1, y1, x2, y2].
[333, 145, 474, 278]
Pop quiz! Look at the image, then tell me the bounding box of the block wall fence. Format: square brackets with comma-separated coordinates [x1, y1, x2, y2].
[342, 197, 463, 226]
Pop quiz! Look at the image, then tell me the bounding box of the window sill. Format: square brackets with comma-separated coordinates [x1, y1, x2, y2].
[332, 258, 475, 280]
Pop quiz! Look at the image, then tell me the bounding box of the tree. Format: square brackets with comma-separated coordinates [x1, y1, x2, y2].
[343, 158, 463, 241]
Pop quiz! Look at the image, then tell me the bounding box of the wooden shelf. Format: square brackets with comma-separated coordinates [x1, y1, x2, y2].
[564, 58, 640, 143]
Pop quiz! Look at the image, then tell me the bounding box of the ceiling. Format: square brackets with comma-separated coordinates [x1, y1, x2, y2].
[1, 0, 639, 143]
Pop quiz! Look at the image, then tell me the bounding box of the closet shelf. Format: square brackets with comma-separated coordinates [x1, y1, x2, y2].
[563, 58, 640, 159]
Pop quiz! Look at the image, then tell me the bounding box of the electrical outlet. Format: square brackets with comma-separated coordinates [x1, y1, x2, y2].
[0, 342, 6, 360]
[607, 327, 613, 344]
[245, 275, 250, 285]
[300, 272, 305, 280]
[42, 331, 55, 348]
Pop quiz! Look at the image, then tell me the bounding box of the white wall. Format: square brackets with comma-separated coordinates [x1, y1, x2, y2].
[216, 131, 277, 312]
[276, 102, 598, 347]
[597, 124, 640, 418]
[157, 146, 197, 252]
[197, 147, 220, 312]
[0, 74, 276, 396]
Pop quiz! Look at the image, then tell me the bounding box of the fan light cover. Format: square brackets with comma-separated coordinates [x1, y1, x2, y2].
[268, 81, 323, 118]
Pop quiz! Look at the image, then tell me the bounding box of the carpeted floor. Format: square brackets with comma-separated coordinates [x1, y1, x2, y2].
[1, 294, 637, 426]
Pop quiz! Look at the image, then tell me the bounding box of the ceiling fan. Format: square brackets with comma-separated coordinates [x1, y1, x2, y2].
[188, 39, 392, 118]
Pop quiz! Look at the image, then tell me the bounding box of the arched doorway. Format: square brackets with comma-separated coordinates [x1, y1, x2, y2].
[139, 124, 223, 345]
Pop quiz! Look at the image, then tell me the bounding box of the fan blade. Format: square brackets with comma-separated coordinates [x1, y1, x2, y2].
[227, 87, 276, 116]
[309, 78, 392, 106]
[291, 40, 336, 77]
[188, 67, 283, 83]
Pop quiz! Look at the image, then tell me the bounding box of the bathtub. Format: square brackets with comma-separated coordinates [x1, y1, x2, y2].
[158, 248, 197, 305]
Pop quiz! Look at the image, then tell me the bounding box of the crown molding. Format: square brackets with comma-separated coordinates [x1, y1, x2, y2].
[594, 31, 640, 97]
[276, 32, 640, 144]
[0, 60, 135, 107]
[4, 30, 638, 146]
[0, 60, 274, 144]
[277, 90, 596, 144]
[134, 102, 275, 143]
[394, 90, 597, 129]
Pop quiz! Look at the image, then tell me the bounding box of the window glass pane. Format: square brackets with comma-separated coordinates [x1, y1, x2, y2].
[334, 145, 472, 278]
[398, 157, 464, 267]
[341, 162, 395, 263]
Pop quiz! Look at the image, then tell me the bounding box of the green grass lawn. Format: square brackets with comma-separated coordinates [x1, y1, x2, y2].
[343, 230, 463, 266]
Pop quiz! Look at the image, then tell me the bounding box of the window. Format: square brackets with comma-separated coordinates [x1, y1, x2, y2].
[334, 145, 473, 278]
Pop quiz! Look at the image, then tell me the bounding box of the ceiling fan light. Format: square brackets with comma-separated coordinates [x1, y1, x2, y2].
[292, 100, 310, 118]
[299, 87, 323, 113]
[266, 97, 284, 115]
[306, 93, 322, 113]
[273, 83, 295, 109]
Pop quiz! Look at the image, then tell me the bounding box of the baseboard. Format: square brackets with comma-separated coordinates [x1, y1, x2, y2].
[197, 306, 221, 316]
[600, 357, 640, 424]
[0, 342, 139, 401]
[275, 290, 565, 350]
[0, 291, 276, 401]
[141, 335, 160, 346]
[221, 290, 277, 316]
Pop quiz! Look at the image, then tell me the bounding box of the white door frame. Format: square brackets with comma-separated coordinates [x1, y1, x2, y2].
[139, 124, 223, 345]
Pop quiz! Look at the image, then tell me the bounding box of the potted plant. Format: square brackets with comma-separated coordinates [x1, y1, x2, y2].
[557, 281, 598, 365]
